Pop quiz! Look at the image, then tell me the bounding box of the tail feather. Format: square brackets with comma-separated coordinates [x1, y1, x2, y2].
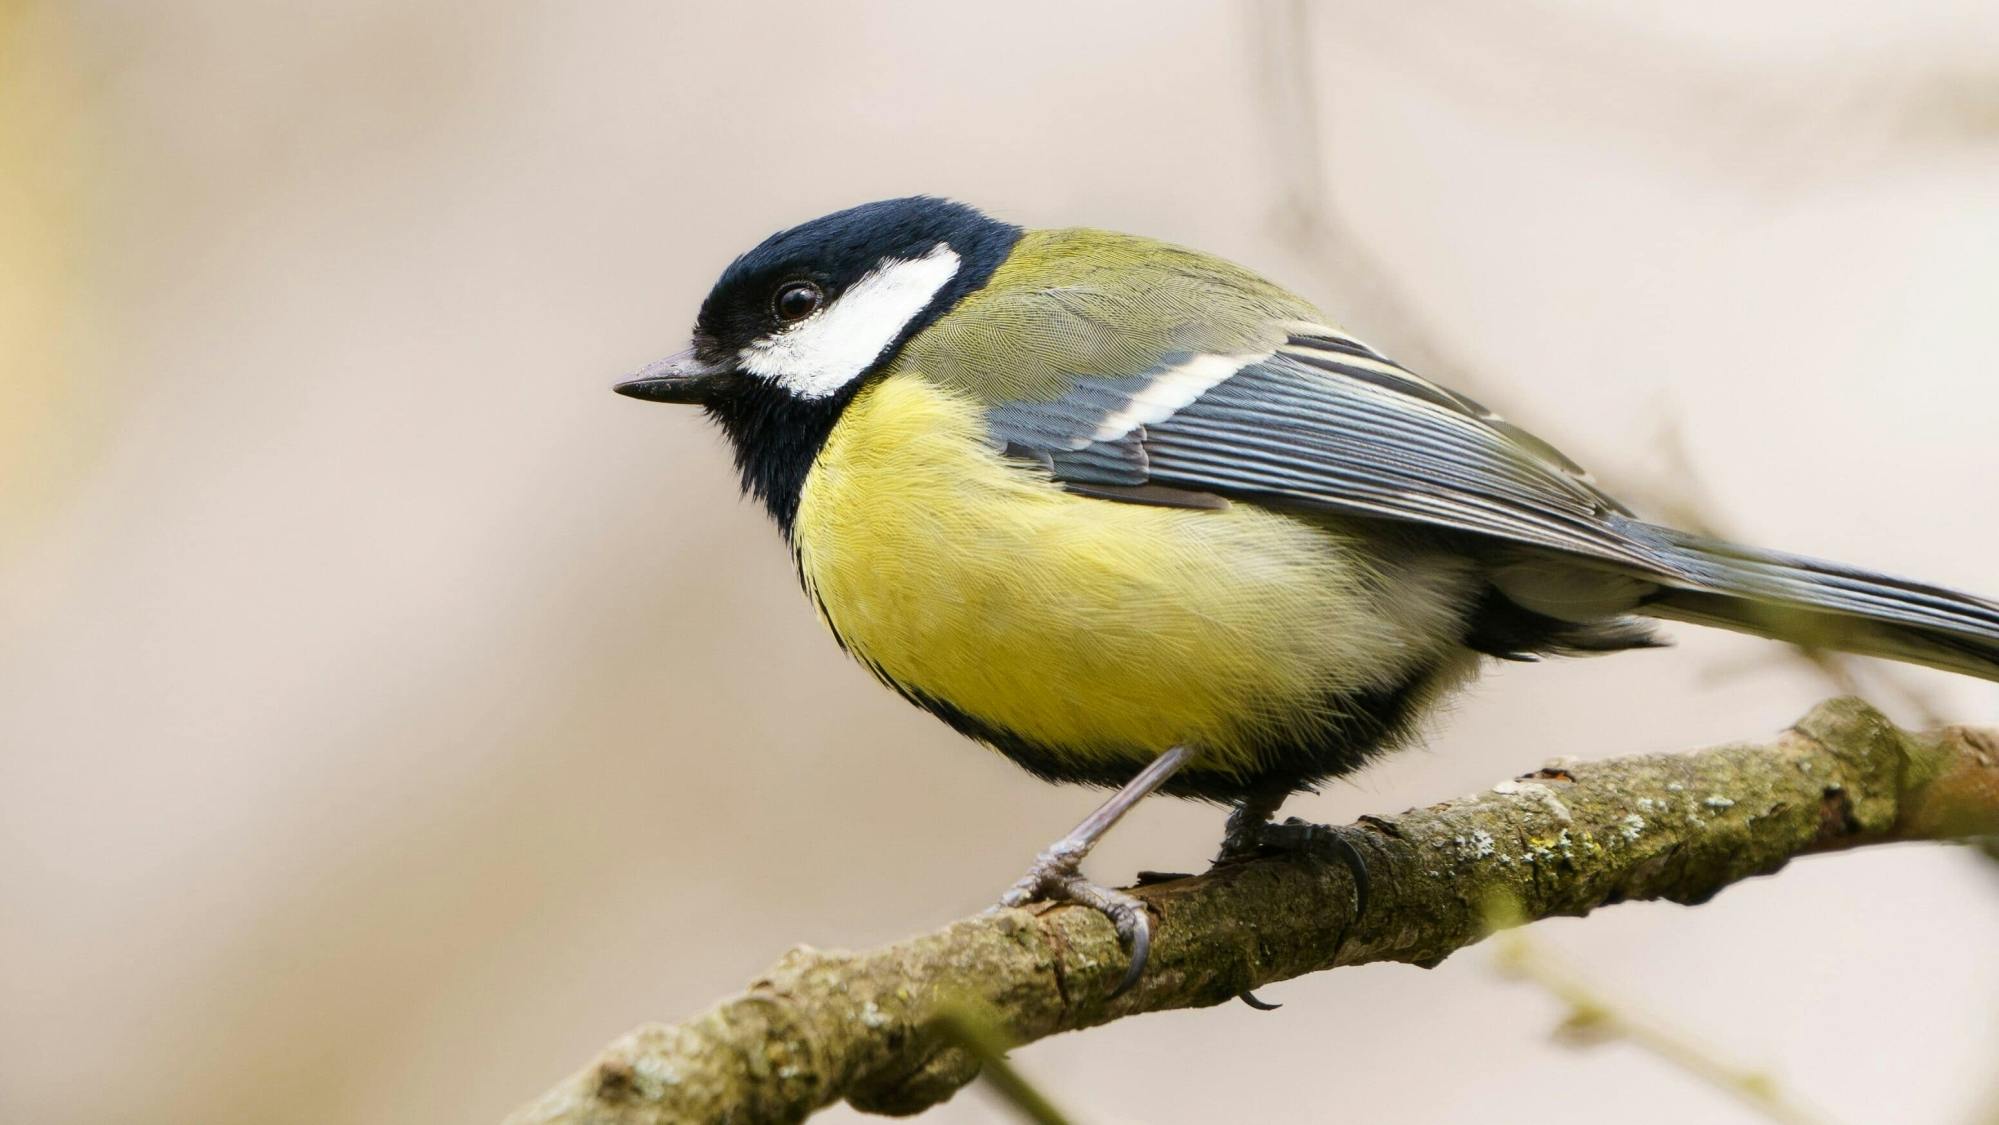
[1633, 524, 1999, 683]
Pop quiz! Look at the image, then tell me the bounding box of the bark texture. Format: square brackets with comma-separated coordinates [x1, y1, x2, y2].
[507, 698, 1999, 1124]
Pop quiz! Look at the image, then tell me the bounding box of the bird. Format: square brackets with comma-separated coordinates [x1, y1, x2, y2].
[617, 195, 1999, 992]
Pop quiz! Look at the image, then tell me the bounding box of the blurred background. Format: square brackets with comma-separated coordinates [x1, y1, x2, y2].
[4, 2, 1997, 1122]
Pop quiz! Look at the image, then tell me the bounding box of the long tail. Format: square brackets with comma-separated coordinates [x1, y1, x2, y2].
[1631, 524, 1999, 682]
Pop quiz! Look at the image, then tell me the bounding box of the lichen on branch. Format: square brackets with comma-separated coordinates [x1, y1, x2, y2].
[506, 698, 1999, 1125]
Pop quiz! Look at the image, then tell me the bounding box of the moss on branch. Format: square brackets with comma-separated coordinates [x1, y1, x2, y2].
[507, 698, 1999, 1124]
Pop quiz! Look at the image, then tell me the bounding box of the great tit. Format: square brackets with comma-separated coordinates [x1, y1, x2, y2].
[618, 196, 1999, 988]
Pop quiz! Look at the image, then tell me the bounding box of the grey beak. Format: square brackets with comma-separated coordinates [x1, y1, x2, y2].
[614, 347, 729, 404]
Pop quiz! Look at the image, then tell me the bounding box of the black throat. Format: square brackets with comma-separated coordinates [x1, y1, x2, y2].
[701, 376, 862, 537]
[697, 203, 1021, 537]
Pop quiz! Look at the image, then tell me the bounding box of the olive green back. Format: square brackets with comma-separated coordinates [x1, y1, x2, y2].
[894, 227, 1326, 404]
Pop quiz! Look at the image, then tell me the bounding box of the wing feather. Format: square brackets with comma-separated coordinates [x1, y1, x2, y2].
[981, 328, 1683, 577]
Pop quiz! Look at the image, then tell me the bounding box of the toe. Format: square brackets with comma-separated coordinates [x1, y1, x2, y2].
[996, 879, 1038, 911]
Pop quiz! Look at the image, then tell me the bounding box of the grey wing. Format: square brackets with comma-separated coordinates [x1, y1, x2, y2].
[988, 329, 1688, 579]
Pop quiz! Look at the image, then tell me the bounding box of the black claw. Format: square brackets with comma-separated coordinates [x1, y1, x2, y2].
[1321, 829, 1371, 921]
[1109, 906, 1151, 998]
[1237, 989, 1282, 1011]
[1258, 818, 1370, 922]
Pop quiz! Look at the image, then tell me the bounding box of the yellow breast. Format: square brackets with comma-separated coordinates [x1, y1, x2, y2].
[791, 373, 1471, 780]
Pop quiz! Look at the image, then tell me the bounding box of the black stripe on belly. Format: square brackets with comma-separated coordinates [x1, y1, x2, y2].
[901, 668, 1443, 804]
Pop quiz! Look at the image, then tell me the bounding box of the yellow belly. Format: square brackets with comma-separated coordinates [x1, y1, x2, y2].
[791, 373, 1473, 780]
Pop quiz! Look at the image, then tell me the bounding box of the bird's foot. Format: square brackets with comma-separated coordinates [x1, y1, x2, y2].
[1212, 816, 1372, 924]
[1213, 815, 1268, 865]
[996, 842, 1152, 997]
[1211, 801, 1375, 1012]
[1212, 815, 1374, 1012]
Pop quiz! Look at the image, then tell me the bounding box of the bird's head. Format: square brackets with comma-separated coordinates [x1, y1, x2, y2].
[617, 196, 1019, 408]
[615, 197, 1019, 529]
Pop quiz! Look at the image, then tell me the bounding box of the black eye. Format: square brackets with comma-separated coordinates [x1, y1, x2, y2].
[773, 281, 823, 323]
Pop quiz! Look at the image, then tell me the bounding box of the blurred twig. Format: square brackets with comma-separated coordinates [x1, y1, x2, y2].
[1642, 414, 1861, 698]
[1248, 0, 1489, 397]
[934, 1002, 1077, 1125]
[1249, 0, 1724, 512]
[1643, 415, 1952, 727]
[1253, 2, 1958, 726]
[507, 699, 1999, 1123]
[1493, 928, 1832, 1125]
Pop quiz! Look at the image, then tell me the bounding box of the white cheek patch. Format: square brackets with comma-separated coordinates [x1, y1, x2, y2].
[738, 243, 962, 399]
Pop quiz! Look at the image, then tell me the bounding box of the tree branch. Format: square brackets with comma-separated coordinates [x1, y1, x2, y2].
[507, 698, 1999, 1124]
